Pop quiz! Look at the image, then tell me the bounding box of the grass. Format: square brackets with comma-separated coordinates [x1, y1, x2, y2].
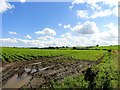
[52, 52, 119, 89]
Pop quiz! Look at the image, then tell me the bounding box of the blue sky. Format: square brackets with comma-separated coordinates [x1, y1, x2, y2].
[3, 2, 74, 38]
[0, 0, 119, 47]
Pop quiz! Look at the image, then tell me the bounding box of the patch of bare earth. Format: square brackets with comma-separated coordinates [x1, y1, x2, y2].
[1, 56, 105, 89]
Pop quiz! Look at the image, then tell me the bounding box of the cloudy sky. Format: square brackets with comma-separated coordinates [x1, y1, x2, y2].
[0, 0, 119, 47]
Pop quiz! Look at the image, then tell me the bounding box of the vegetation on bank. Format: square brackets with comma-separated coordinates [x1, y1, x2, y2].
[52, 52, 119, 89]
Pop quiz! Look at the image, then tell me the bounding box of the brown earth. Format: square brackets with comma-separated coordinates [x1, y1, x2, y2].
[1, 55, 105, 89]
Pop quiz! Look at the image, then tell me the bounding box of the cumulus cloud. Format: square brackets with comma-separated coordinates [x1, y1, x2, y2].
[71, 20, 99, 34]
[19, 0, 26, 3]
[77, 8, 117, 19]
[112, 6, 118, 17]
[9, 31, 17, 35]
[25, 35, 32, 39]
[38, 35, 54, 41]
[104, 23, 118, 38]
[0, 0, 15, 13]
[91, 23, 118, 45]
[63, 24, 71, 29]
[58, 23, 62, 26]
[103, 0, 118, 7]
[0, 38, 17, 43]
[70, 0, 118, 10]
[0, 22, 118, 47]
[35, 28, 56, 36]
[91, 9, 112, 18]
[61, 33, 72, 40]
[71, 0, 118, 19]
[77, 10, 89, 19]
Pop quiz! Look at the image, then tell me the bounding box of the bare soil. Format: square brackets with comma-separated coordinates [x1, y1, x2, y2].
[1, 56, 104, 89]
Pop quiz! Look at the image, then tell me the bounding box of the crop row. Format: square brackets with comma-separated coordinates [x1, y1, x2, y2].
[1, 47, 106, 62]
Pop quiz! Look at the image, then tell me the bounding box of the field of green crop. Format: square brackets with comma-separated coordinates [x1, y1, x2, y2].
[90, 45, 120, 50]
[1, 47, 106, 62]
[1, 45, 119, 89]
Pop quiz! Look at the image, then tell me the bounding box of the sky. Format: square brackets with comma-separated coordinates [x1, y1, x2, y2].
[0, 0, 119, 47]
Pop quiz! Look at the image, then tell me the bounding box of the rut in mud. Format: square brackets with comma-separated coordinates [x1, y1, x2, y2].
[1, 55, 105, 88]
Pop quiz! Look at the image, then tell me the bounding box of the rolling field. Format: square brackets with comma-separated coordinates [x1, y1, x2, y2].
[2, 47, 106, 62]
[90, 45, 120, 50]
[0, 45, 119, 89]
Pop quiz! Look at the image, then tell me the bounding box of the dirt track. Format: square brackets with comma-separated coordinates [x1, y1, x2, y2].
[1, 55, 105, 88]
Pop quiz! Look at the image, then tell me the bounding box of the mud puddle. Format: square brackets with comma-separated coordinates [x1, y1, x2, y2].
[2, 55, 105, 89]
[24, 65, 54, 74]
[2, 65, 54, 88]
[2, 74, 31, 88]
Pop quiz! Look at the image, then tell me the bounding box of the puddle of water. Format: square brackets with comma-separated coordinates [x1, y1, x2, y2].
[24, 68, 31, 73]
[2, 65, 54, 88]
[32, 62, 41, 65]
[29, 62, 41, 66]
[24, 67, 47, 74]
[24, 65, 54, 74]
[2, 74, 31, 88]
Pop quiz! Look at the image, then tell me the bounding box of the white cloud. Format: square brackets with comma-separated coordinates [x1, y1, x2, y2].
[0, 0, 15, 13]
[70, 0, 118, 10]
[77, 10, 89, 19]
[35, 28, 56, 36]
[61, 33, 71, 39]
[58, 23, 62, 26]
[19, 0, 26, 3]
[0, 23, 118, 47]
[104, 23, 118, 38]
[71, 0, 118, 19]
[38, 35, 54, 41]
[38, 36, 48, 41]
[72, 0, 85, 4]
[69, 5, 74, 9]
[60, 32, 97, 46]
[91, 9, 112, 18]
[91, 23, 118, 45]
[25, 35, 32, 39]
[102, 0, 118, 7]
[0, 38, 17, 43]
[69, 0, 85, 9]
[71, 20, 99, 34]
[9, 31, 17, 35]
[70, 0, 102, 10]
[112, 6, 118, 17]
[64, 24, 71, 29]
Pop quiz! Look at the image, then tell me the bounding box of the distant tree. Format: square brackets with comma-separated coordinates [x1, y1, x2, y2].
[62, 46, 65, 48]
[73, 47, 76, 49]
[56, 47, 59, 49]
[96, 44, 99, 47]
[66, 46, 69, 48]
[48, 46, 55, 49]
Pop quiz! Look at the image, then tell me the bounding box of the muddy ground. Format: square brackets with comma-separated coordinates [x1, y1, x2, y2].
[1, 56, 104, 89]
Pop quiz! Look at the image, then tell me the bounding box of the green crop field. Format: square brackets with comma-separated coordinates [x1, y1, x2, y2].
[1, 47, 106, 62]
[90, 45, 120, 50]
[1, 45, 119, 89]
